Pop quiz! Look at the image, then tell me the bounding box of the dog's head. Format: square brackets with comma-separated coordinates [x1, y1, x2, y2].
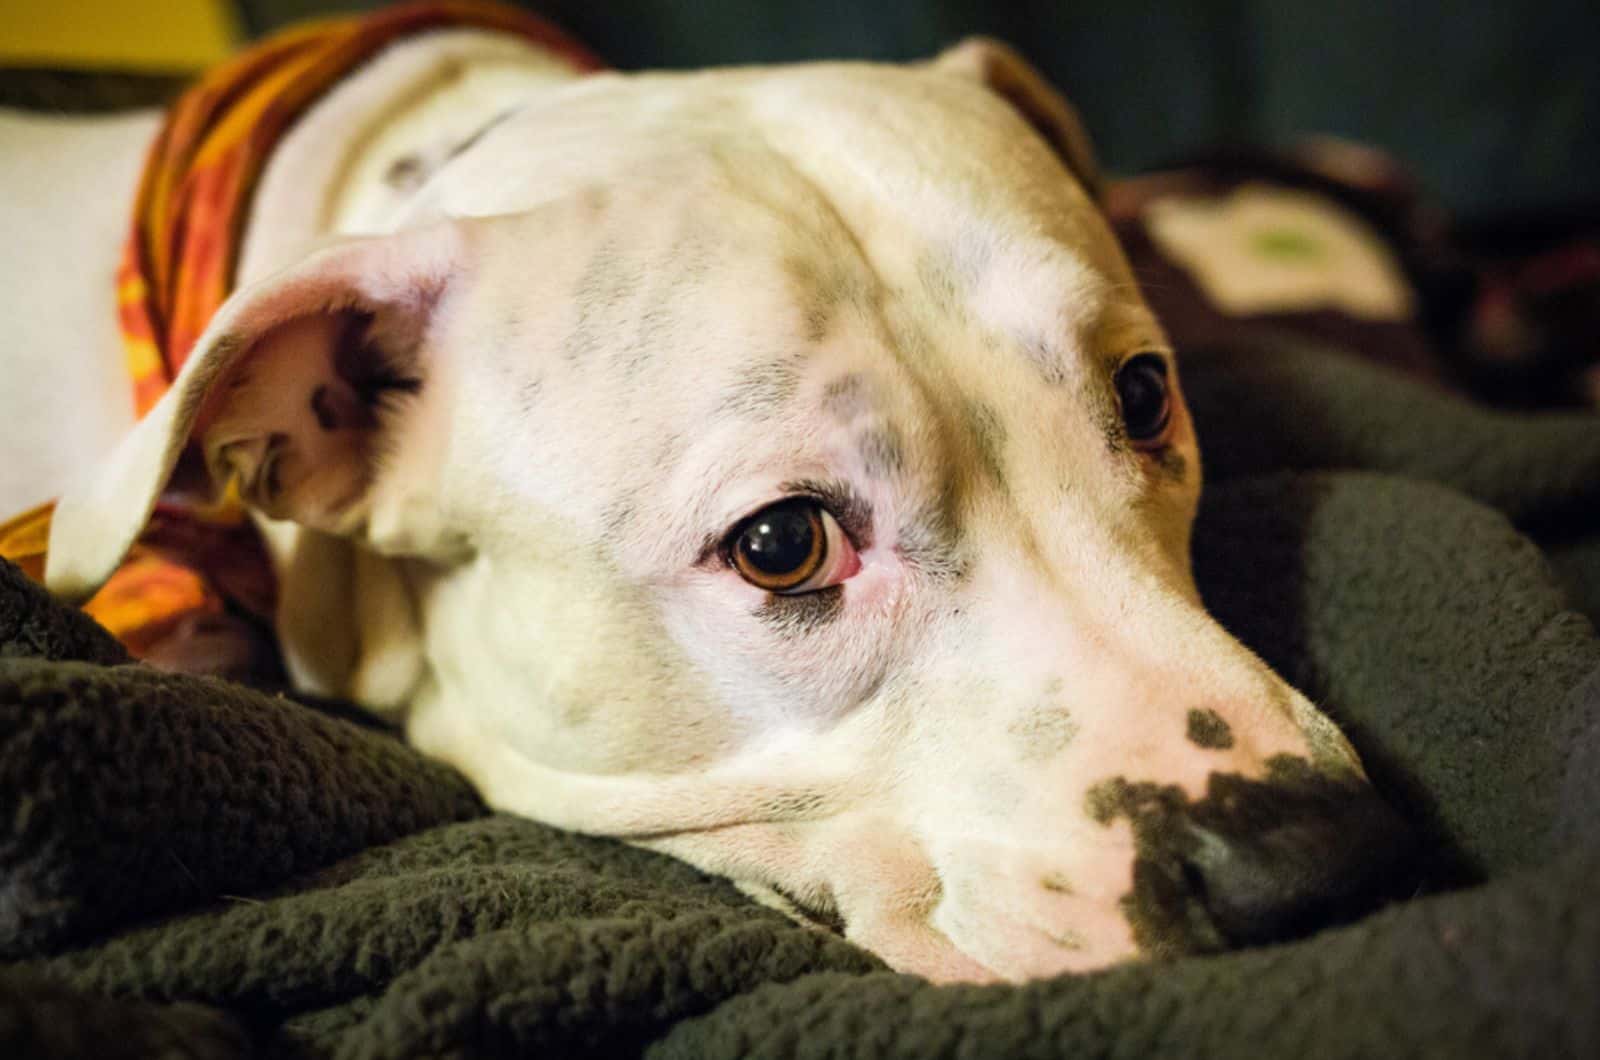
[49, 40, 1411, 981]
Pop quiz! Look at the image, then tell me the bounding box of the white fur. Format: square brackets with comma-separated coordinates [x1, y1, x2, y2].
[5, 30, 1370, 984]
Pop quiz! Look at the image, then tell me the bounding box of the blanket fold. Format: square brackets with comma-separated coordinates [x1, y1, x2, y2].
[1183, 338, 1600, 537]
[650, 847, 1600, 1060]
[0, 559, 128, 668]
[3, 336, 1599, 1058]
[0, 648, 485, 959]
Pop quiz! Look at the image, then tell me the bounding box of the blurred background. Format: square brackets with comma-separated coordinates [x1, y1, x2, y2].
[4, 0, 1596, 217]
[3, 0, 1598, 404]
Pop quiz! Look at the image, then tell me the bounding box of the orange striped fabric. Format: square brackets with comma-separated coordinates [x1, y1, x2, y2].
[120, 0, 602, 412]
[2, 1, 600, 656]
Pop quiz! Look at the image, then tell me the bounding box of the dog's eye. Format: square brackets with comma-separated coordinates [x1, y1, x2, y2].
[729, 498, 854, 594]
[1114, 353, 1173, 445]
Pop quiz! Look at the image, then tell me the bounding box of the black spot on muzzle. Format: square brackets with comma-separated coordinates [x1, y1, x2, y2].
[1086, 756, 1417, 956]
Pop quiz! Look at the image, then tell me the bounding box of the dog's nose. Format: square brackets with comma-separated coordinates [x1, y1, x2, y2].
[1180, 776, 1417, 947]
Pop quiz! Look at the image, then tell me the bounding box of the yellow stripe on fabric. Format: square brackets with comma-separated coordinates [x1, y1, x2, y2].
[123, 336, 164, 383]
[0, 501, 55, 581]
[0, 0, 240, 72]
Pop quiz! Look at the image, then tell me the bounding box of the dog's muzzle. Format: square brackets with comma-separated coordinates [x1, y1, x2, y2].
[1089, 756, 1418, 954]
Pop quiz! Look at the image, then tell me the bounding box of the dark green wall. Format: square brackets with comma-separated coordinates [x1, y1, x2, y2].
[239, 0, 1600, 217]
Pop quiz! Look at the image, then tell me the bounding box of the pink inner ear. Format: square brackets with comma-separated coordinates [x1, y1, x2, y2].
[197, 308, 414, 531]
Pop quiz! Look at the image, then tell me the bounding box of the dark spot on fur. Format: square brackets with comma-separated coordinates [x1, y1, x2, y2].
[802, 302, 833, 344]
[1024, 333, 1070, 386]
[892, 316, 936, 368]
[615, 280, 677, 376]
[517, 377, 543, 413]
[1011, 692, 1079, 762]
[1085, 755, 1415, 957]
[383, 154, 426, 191]
[1099, 402, 1130, 457]
[556, 695, 592, 728]
[785, 254, 873, 344]
[721, 354, 805, 417]
[917, 236, 992, 316]
[856, 425, 905, 479]
[565, 239, 640, 365]
[1187, 708, 1234, 750]
[1040, 872, 1076, 895]
[601, 499, 636, 538]
[917, 250, 962, 313]
[1049, 928, 1087, 950]
[755, 586, 844, 635]
[1083, 776, 1230, 959]
[378, 111, 519, 196]
[821, 373, 870, 421]
[1158, 449, 1188, 481]
[962, 399, 1008, 487]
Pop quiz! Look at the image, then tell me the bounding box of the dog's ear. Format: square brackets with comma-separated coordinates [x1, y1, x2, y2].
[46, 222, 469, 602]
[934, 36, 1103, 199]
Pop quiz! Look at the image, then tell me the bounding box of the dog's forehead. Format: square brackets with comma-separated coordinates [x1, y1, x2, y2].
[441, 62, 1171, 559]
[429, 62, 1164, 373]
[426, 61, 1133, 284]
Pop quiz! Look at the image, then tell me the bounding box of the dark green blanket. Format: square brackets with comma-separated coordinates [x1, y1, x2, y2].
[3, 340, 1599, 1059]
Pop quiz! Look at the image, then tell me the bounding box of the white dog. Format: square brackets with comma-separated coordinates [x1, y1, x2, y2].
[0, 17, 1410, 982]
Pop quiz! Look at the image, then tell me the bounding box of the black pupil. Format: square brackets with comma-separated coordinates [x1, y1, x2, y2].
[1116, 355, 1170, 439]
[738, 501, 816, 575]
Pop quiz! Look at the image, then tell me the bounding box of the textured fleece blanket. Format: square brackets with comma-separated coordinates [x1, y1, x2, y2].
[3, 337, 1600, 1059]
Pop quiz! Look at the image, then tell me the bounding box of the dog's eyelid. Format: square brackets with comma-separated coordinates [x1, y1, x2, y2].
[1113, 346, 1174, 372]
[775, 478, 873, 550]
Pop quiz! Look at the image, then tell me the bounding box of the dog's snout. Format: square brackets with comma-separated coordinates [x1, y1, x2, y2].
[1088, 758, 1417, 957]
[1179, 773, 1417, 948]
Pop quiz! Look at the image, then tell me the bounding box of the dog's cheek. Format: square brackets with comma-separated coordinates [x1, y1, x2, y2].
[656, 576, 882, 722]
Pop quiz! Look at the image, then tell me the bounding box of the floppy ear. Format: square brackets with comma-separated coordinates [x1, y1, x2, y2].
[46, 222, 469, 602]
[934, 36, 1103, 199]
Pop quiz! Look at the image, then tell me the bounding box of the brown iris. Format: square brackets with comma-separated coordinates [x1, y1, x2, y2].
[731, 498, 827, 591]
